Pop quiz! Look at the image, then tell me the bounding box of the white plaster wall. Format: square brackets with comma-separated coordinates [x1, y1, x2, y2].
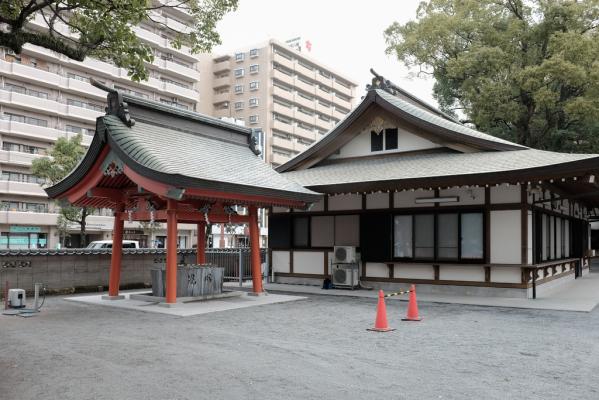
[527, 211, 533, 264]
[329, 126, 441, 159]
[393, 264, 435, 279]
[556, 218, 562, 259]
[328, 194, 362, 211]
[550, 216, 555, 259]
[366, 262, 389, 278]
[490, 185, 521, 204]
[439, 187, 485, 206]
[272, 251, 290, 273]
[272, 206, 289, 213]
[366, 192, 390, 209]
[542, 215, 548, 260]
[334, 215, 360, 246]
[309, 198, 325, 212]
[490, 210, 521, 264]
[293, 251, 325, 275]
[439, 266, 485, 282]
[527, 189, 534, 204]
[327, 251, 334, 274]
[491, 267, 521, 283]
[394, 189, 435, 208]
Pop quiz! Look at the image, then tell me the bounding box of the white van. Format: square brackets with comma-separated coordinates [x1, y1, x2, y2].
[86, 240, 140, 249]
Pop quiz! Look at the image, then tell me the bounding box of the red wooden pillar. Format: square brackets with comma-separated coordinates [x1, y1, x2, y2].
[197, 222, 206, 264]
[107, 203, 124, 299]
[249, 205, 263, 293]
[166, 199, 178, 303]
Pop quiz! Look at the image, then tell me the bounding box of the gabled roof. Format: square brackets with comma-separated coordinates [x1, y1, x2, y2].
[282, 148, 599, 193]
[276, 72, 599, 207]
[277, 84, 526, 173]
[46, 86, 320, 206]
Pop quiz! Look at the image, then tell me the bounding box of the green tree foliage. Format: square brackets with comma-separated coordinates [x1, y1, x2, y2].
[0, 0, 237, 81]
[32, 134, 90, 247]
[385, 0, 599, 151]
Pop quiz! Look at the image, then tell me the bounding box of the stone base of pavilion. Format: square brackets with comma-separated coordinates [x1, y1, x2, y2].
[65, 290, 306, 317]
[130, 290, 244, 305]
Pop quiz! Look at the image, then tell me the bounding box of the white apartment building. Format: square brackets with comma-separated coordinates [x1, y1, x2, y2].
[1, 31, 359, 249]
[199, 39, 358, 168]
[0, 8, 202, 249]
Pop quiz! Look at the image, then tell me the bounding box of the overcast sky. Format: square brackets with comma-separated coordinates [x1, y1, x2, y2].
[213, 0, 437, 105]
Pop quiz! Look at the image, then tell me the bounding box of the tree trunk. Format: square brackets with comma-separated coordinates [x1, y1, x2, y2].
[80, 208, 88, 247]
[206, 223, 212, 248]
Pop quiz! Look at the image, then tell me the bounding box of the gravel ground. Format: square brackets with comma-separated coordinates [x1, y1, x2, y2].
[1, 291, 599, 400]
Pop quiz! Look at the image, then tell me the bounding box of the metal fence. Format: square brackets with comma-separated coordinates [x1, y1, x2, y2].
[205, 248, 267, 285]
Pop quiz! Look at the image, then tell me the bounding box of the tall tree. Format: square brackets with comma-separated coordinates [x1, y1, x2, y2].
[31, 134, 90, 247]
[385, 0, 599, 151]
[0, 0, 237, 81]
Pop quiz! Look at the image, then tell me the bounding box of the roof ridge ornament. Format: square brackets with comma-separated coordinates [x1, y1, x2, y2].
[366, 68, 400, 96]
[90, 78, 135, 127]
[249, 129, 262, 156]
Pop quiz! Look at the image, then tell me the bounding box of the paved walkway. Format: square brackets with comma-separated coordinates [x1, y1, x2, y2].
[262, 271, 599, 312]
[65, 291, 306, 317]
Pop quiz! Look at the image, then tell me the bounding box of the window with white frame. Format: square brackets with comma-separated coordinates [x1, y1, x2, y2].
[234, 101, 244, 110]
[250, 48, 259, 58]
[234, 68, 244, 77]
[249, 115, 259, 124]
[249, 81, 259, 90]
[234, 84, 243, 94]
[250, 64, 259, 74]
[235, 52, 244, 62]
[249, 97, 259, 107]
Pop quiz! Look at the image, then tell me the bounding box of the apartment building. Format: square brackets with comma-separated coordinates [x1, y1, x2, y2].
[199, 39, 358, 168]
[0, 8, 202, 249]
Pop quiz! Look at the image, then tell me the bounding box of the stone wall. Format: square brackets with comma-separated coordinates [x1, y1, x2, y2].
[0, 248, 264, 295]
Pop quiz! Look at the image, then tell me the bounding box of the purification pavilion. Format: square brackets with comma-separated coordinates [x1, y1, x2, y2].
[45, 82, 320, 304]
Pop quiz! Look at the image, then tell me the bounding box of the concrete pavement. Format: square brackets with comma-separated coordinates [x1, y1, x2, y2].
[262, 271, 599, 312]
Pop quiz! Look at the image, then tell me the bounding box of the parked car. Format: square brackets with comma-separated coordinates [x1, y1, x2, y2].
[85, 240, 140, 249]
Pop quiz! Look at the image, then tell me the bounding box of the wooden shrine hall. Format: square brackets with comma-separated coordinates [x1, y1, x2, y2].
[45, 82, 320, 304]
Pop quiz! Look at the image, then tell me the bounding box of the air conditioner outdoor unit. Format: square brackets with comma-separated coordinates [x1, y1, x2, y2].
[331, 264, 359, 288]
[333, 246, 357, 264]
[8, 289, 26, 308]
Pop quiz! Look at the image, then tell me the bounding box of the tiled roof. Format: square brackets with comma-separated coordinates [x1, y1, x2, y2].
[45, 92, 321, 205]
[375, 89, 523, 148]
[282, 149, 599, 188]
[101, 115, 320, 200]
[277, 88, 525, 173]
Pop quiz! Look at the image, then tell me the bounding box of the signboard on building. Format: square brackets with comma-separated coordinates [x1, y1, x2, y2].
[10, 226, 42, 233]
[67, 222, 113, 231]
[285, 37, 312, 52]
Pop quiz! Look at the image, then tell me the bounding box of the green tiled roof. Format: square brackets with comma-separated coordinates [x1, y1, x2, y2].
[45, 93, 321, 205]
[375, 89, 524, 148]
[102, 115, 318, 199]
[283, 148, 599, 188]
[277, 89, 526, 173]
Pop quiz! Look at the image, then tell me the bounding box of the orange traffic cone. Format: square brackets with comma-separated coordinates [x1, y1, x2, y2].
[367, 290, 395, 332]
[402, 284, 422, 321]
